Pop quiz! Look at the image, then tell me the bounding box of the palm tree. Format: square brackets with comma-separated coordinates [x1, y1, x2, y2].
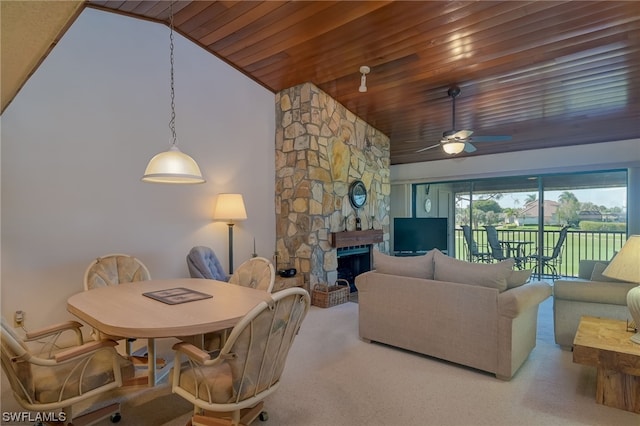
[525, 194, 537, 204]
[558, 191, 578, 205]
[557, 191, 580, 226]
[502, 207, 518, 224]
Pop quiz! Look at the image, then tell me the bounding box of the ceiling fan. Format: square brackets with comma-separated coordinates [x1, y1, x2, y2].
[416, 85, 512, 154]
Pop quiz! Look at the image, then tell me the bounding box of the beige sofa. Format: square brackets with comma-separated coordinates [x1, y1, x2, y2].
[553, 260, 635, 350]
[355, 249, 552, 380]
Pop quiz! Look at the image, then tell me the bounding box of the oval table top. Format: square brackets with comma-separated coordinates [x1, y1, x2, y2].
[67, 278, 272, 339]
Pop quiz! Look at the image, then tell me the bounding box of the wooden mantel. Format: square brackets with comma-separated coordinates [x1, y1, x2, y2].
[330, 229, 383, 248]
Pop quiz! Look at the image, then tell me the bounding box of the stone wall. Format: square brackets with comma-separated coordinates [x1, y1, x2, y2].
[275, 82, 390, 285]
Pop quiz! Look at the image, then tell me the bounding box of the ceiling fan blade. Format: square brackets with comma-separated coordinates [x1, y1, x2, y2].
[452, 129, 473, 139]
[464, 142, 477, 153]
[416, 143, 440, 153]
[470, 135, 512, 143]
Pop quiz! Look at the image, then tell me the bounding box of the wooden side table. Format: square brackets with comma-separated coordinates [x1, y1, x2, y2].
[273, 274, 306, 292]
[573, 315, 640, 413]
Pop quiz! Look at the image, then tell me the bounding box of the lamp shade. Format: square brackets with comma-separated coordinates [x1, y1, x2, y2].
[142, 146, 205, 184]
[442, 140, 465, 155]
[603, 235, 640, 344]
[603, 235, 640, 283]
[213, 193, 247, 221]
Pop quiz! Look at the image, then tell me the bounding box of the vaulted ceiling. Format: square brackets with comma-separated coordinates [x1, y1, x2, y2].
[4, 1, 639, 165]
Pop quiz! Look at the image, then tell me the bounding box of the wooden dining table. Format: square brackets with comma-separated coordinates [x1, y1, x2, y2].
[67, 278, 272, 385]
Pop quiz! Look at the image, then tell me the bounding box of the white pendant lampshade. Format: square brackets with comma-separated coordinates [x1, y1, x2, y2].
[141, 1, 205, 185]
[142, 145, 205, 184]
[442, 140, 465, 155]
[603, 235, 640, 343]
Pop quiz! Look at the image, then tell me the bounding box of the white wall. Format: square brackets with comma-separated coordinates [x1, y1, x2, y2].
[1, 9, 276, 328]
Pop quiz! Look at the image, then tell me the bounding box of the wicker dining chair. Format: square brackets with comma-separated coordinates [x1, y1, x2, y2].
[1, 316, 133, 425]
[172, 287, 310, 426]
[83, 253, 163, 373]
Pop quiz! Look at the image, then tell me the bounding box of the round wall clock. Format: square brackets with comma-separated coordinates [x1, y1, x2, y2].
[348, 180, 367, 209]
[424, 198, 432, 213]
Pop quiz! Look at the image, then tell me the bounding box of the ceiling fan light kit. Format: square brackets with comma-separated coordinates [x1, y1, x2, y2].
[359, 66, 370, 92]
[415, 85, 512, 155]
[442, 141, 466, 155]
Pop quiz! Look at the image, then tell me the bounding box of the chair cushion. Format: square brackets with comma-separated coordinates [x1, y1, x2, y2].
[31, 349, 132, 404]
[86, 256, 149, 289]
[228, 260, 273, 292]
[174, 361, 234, 404]
[372, 249, 435, 279]
[187, 246, 227, 281]
[433, 250, 514, 292]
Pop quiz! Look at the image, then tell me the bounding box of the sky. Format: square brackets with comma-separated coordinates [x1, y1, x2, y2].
[503, 187, 627, 209]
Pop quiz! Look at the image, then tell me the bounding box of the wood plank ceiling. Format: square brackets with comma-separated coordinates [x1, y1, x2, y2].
[86, 1, 639, 165]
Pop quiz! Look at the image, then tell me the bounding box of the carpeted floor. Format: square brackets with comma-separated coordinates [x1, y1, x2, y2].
[3, 293, 638, 425]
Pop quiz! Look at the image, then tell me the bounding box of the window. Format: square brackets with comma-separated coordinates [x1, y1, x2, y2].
[412, 169, 628, 277]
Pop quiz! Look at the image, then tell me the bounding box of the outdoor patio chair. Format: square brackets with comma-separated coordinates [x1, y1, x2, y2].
[484, 226, 509, 262]
[461, 225, 491, 263]
[528, 226, 569, 279]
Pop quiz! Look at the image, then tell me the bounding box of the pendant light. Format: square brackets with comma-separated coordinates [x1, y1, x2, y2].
[142, 1, 205, 184]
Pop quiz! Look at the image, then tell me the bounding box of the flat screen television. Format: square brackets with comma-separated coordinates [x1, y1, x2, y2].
[393, 217, 448, 253]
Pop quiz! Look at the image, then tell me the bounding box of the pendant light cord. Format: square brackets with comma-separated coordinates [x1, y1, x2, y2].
[451, 92, 456, 131]
[169, 1, 177, 147]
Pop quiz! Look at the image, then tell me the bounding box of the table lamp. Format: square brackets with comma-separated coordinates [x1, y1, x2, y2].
[213, 193, 247, 275]
[603, 235, 640, 343]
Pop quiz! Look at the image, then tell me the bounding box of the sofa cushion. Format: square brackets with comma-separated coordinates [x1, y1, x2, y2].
[590, 262, 632, 283]
[372, 249, 434, 279]
[506, 269, 532, 289]
[433, 250, 514, 292]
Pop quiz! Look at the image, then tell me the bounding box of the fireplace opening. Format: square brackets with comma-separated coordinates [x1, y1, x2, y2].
[336, 245, 372, 292]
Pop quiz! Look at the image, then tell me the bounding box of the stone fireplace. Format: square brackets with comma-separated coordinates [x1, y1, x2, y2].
[274, 83, 390, 287]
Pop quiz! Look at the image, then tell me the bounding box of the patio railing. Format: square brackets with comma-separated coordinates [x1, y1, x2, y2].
[454, 228, 627, 278]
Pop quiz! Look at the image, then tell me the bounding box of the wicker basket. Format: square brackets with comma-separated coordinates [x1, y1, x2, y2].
[311, 279, 350, 308]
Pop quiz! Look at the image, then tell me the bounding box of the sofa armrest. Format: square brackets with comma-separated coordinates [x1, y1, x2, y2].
[554, 280, 634, 305]
[498, 282, 552, 319]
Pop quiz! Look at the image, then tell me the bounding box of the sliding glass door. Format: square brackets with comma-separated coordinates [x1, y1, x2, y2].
[411, 169, 628, 278]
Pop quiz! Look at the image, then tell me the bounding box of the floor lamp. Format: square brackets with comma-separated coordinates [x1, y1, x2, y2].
[213, 194, 247, 275]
